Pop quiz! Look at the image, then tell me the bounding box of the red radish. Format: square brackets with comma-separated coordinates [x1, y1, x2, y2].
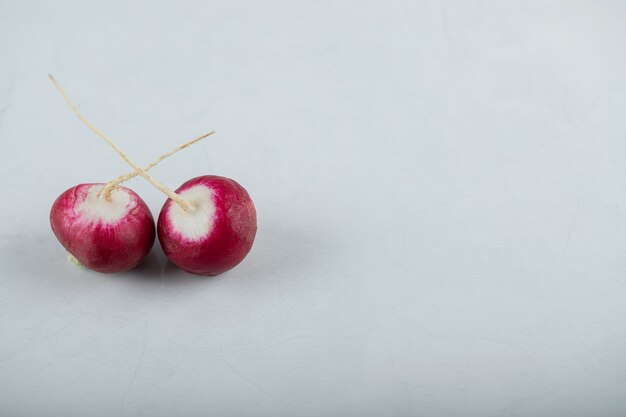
[50, 184, 155, 273]
[50, 75, 257, 276]
[48, 134, 210, 274]
[49, 74, 215, 273]
[158, 175, 257, 276]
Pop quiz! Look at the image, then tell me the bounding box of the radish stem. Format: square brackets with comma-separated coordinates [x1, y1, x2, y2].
[100, 130, 215, 199]
[49, 74, 194, 212]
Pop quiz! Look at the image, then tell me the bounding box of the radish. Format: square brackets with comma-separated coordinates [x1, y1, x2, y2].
[157, 175, 257, 276]
[50, 184, 155, 273]
[50, 75, 256, 276]
[48, 132, 211, 273]
[49, 75, 214, 273]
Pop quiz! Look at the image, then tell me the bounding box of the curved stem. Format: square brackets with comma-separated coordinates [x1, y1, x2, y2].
[49, 74, 193, 212]
[100, 130, 214, 199]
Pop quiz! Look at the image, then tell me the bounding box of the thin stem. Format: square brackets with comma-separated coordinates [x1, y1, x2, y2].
[100, 130, 214, 199]
[48, 74, 193, 212]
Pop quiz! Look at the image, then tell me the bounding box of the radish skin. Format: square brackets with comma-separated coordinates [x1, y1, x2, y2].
[157, 175, 257, 276]
[50, 184, 155, 273]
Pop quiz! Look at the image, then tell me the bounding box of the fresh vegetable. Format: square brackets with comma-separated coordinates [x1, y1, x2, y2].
[50, 184, 155, 273]
[49, 75, 256, 277]
[158, 175, 257, 276]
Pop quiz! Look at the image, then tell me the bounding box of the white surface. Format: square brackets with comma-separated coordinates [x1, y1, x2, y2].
[78, 184, 133, 223]
[1, 1, 626, 416]
[169, 185, 215, 239]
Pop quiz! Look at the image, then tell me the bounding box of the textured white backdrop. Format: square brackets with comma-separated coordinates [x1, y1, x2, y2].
[1, 1, 626, 416]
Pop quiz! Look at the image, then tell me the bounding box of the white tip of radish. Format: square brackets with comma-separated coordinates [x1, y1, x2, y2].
[76, 185, 133, 223]
[68, 253, 83, 266]
[167, 185, 216, 240]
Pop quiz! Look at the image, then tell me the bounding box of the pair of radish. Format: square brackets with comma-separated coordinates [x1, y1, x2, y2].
[49, 76, 257, 276]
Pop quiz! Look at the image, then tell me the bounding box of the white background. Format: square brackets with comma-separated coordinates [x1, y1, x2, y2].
[1, 1, 626, 416]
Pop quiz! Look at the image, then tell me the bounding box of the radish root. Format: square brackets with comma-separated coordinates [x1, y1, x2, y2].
[49, 74, 195, 212]
[100, 131, 214, 199]
[68, 253, 82, 266]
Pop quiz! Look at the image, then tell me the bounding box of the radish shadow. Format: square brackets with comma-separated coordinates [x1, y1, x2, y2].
[122, 247, 164, 278]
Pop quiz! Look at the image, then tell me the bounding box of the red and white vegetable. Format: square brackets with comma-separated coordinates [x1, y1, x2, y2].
[50, 184, 155, 273]
[49, 75, 256, 276]
[158, 175, 257, 276]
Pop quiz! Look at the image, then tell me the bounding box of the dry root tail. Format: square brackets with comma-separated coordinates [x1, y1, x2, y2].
[49, 74, 200, 213]
[99, 131, 214, 200]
